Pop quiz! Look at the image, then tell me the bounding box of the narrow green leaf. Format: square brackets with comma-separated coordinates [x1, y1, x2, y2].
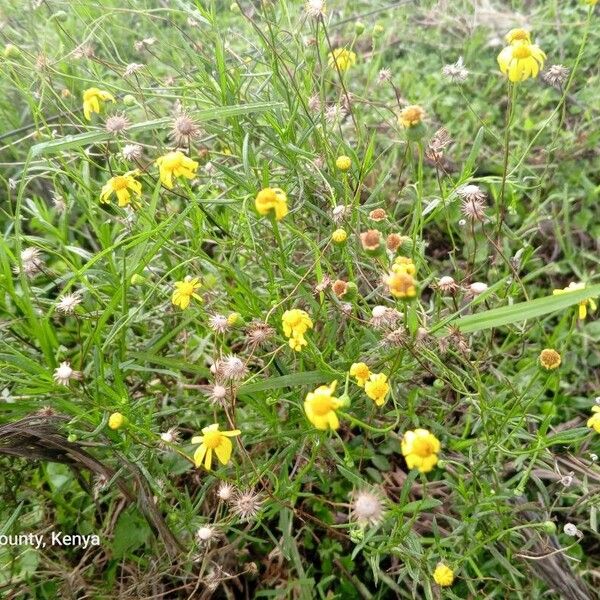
[449, 284, 600, 334]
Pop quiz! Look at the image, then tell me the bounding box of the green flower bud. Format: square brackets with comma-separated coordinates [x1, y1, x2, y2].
[354, 21, 365, 35]
[130, 273, 145, 285]
[122, 94, 136, 106]
[541, 521, 557, 535]
[3, 44, 21, 59]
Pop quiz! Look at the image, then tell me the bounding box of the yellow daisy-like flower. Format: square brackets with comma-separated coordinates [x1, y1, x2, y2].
[350, 362, 371, 387]
[401, 428, 441, 473]
[539, 348, 561, 371]
[100, 172, 142, 207]
[497, 41, 546, 82]
[587, 406, 600, 433]
[282, 308, 313, 352]
[398, 105, 425, 128]
[364, 372, 389, 406]
[171, 276, 202, 309]
[335, 155, 352, 171]
[433, 563, 454, 587]
[192, 423, 241, 470]
[255, 187, 289, 221]
[304, 381, 342, 430]
[386, 271, 417, 299]
[328, 48, 356, 72]
[552, 282, 597, 320]
[505, 28, 531, 45]
[392, 256, 416, 276]
[156, 151, 198, 189]
[82, 87, 115, 120]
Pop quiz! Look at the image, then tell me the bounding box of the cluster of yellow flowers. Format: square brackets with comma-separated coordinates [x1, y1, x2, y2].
[350, 363, 390, 406]
[84, 89, 200, 208]
[281, 308, 313, 351]
[303, 379, 441, 471]
[386, 256, 418, 299]
[497, 28, 546, 82]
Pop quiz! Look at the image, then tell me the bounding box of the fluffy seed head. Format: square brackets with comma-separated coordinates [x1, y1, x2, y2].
[542, 64, 570, 89]
[196, 525, 217, 544]
[437, 276, 457, 294]
[377, 68, 392, 85]
[221, 355, 247, 381]
[170, 111, 201, 147]
[245, 320, 275, 347]
[57, 292, 82, 314]
[442, 56, 468, 82]
[232, 490, 263, 522]
[305, 0, 326, 18]
[105, 114, 130, 135]
[217, 482, 235, 501]
[121, 144, 142, 161]
[209, 313, 229, 334]
[351, 489, 385, 527]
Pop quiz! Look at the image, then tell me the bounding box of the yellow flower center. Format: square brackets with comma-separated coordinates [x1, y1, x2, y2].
[311, 395, 334, 416]
[203, 431, 222, 448]
[178, 281, 196, 296]
[112, 176, 129, 190]
[354, 366, 369, 379]
[163, 153, 182, 170]
[412, 438, 435, 458]
[369, 382, 387, 397]
[513, 45, 532, 59]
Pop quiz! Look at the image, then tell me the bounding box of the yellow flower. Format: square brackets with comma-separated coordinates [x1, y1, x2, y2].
[587, 406, 600, 433]
[156, 151, 198, 189]
[100, 173, 142, 207]
[398, 105, 425, 128]
[505, 28, 531, 44]
[227, 312, 241, 326]
[108, 412, 125, 430]
[497, 41, 546, 82]
[82, 87, 115, 120]
[282, 308, 313, 352]
[255, 187, 288, 221]
[192, 423, 241, 470]
[392, 256, 416, 276]
[539, 348, 561, 370]
[332, 228, 347, 243]
[335, 155, 352, 171]
[584, 0, 598, 5]
[171, 276, 202, 309]
[401, 428, 441, 473]
[386, 271, 417, 298]
[304, 381, 342, 430]
[552, 282, 597, 320]
[364, 372, 389, 406]
[350, 362, 371, 387]
[433, 563, 454, 587]
[328, 48, 356, 71]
